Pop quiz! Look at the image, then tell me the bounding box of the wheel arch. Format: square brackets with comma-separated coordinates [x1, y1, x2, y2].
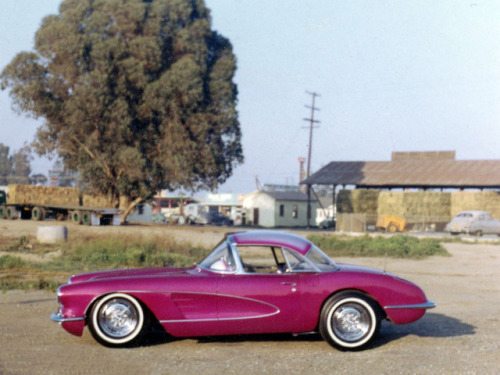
[84, 291, 160, 329]
[317, 288, 386, 330]
[318, 288, 386, 350]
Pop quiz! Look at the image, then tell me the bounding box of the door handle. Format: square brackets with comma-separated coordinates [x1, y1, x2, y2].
[281, 282, 296, 286]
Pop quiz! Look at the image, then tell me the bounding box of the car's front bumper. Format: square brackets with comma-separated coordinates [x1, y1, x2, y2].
[51, 312, 86, 336]
[384, 301, 436, 310]
[51, 312, 86, 323]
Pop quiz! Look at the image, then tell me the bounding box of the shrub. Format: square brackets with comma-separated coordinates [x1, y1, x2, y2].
[307, 234, 449, 259]
[0, 255, 28, 269]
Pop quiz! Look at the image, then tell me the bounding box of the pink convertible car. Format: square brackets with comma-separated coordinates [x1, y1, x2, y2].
[51, 230, 435, 350]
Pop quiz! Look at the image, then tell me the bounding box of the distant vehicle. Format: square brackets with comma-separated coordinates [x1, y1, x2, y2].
[376, 215, 406, 233]
[319, 217, 336, 229]
[168, 214, 185, 225]
[151, 213, 168, 224]
[184, 203, 205, 224]
[445, 210, 500, 236]
[197, 212, 233, 226]
[0, 184, 121, 225]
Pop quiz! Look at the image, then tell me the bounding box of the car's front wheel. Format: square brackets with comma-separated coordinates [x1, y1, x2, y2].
[88, 293, 147, 347]
[319, 292, 381, 350]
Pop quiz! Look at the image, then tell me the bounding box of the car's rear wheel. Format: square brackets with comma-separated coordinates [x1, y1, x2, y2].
[89, 293, 147, 347]
[319, 292, 381, 350]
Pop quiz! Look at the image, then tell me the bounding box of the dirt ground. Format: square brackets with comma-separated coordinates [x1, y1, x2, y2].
[0, 220, 499, 374]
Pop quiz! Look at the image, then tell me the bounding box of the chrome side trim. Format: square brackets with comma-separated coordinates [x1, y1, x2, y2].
[384, 301, 436, 310]
[160, 310, 280, 324]
[51, 313, 86, 323]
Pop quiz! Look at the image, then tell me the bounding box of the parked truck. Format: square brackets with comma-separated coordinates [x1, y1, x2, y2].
[0, 185, 121, 226]
[375, 214, 406, 233]
[184, 203, 206, 224]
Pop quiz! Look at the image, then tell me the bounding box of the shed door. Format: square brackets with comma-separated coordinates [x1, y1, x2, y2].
[253, 208, 259, 226]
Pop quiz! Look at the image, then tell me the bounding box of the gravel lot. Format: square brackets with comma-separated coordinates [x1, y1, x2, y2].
[0, 221, 499, 374]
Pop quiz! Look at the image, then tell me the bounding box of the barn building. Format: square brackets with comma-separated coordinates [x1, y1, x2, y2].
[302, 151, 500, 232]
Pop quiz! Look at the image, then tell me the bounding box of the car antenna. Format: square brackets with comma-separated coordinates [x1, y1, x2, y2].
[383, 252, 388, 274]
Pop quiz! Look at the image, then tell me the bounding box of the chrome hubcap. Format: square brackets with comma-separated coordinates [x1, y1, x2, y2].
[332, 304, 370, 342]
[98, 298, 138, 338]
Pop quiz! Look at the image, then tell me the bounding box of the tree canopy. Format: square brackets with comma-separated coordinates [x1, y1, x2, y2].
[1, 0, 243, 218]
[0, 143, 32, 185]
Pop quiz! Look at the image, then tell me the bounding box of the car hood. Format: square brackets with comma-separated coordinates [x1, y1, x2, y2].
[68, 266, 193, 284]
[337, 263, 386, 275]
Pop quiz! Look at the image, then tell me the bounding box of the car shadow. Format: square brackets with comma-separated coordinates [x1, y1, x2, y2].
[372, 312, 475, 348]
[139, 312, 474, 349]
[139, 330, 323, 348]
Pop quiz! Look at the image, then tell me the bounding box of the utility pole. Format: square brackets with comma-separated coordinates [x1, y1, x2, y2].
[303, 91, 320, 228]
[298, 157, 306, 192]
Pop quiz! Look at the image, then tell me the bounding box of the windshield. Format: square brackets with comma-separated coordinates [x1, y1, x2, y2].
[199, 240, 236, 272]
[306, 245, 337, 271]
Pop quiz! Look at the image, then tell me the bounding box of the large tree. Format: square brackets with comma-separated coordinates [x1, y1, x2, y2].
[10, 145, 33, 184]
[0, 144, 12, 185]
[0, 143, 32, 185]
[1, 0, 243, 220]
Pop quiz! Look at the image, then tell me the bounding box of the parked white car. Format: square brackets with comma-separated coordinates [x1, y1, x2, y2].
[445, 210, 500, 236]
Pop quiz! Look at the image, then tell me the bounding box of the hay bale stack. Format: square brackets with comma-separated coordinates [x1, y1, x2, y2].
[451, 191, 500, 218]
[7, 184, 119, 209]
[377, 192, 406, 216]
[82, 194, 115, 209]
[7, 184, 80, 206]
[378, 191, 451, 222]
[336, 189, 379, 214]
[405, 192, 450, 217]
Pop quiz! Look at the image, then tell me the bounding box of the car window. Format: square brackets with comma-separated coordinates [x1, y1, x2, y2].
[306, 245, 337, 271]
[199, 241, 236, 272]
[283, 248, 318, 272]
[237, 245, 288, 273]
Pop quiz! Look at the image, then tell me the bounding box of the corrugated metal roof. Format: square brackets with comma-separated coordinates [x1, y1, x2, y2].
[302, 159, 500, 188]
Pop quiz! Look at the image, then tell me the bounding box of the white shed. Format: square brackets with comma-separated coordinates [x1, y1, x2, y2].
[242, 190, 317, 228]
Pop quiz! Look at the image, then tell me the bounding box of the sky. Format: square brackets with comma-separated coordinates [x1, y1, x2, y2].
[1, 0, 499, 194]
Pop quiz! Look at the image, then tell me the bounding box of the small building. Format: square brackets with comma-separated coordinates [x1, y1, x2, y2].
[126, 203, 153, 223]
[203, 193, 244, 223]
[153, 191, 198, 216]
[243, 190, 317, 228]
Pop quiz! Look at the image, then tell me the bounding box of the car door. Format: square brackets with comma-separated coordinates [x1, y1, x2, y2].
[216, 272, 302, 334]
[484, 214, 500, 234]
[215, 244, 306, 335]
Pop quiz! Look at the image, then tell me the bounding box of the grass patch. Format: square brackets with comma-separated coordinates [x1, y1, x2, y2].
[308, 234, 450, 259]
[61, 235, 209, 271]
[1, 232, 449, 292]
[0, 233, 211, 292]
[0, 254, 29, 269]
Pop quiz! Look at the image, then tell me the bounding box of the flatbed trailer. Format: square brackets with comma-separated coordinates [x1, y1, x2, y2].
[0, 203, 121, 226]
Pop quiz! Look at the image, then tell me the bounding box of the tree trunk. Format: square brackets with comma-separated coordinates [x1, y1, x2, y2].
[121, 197, 144, 223]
